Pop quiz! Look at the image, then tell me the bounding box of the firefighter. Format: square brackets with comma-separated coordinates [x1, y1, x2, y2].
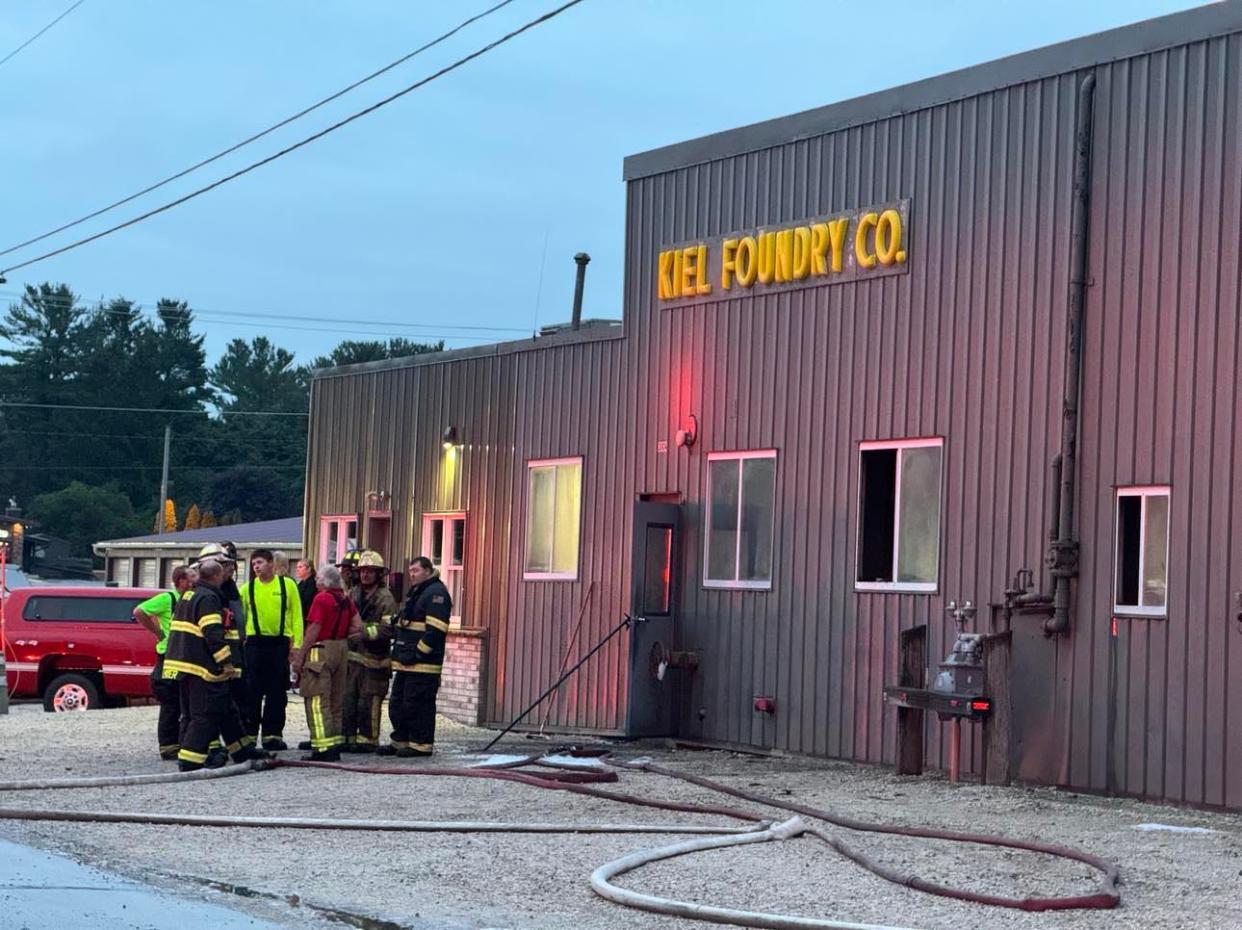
[191, 542, 248, 767]
[338, 548, 363, 595]
[377, 556, 450, 758]
[292, 563, 363, 761]
[132, 564, 196, 760]
[241, 547, 303, 750]
[341, 550, 396, 752]
[211, 541, 249, 703]
[163, 557, 269, 771]
[296, 550, 364, 753]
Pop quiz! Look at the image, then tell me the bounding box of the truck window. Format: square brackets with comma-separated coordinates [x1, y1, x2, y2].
[22, 596, 144, 623]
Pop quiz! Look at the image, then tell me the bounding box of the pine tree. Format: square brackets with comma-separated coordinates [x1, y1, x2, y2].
[200, 509, 217, 528]
[184, 504, 201, 530]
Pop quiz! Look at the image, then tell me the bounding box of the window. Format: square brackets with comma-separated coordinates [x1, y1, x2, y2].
[423, 513, 465, 626]
[704, 450, 776, 589]
[524, 457, 582, 580]
[640, 524, 674, 616]
[318, 514, 358, 566]
[1114, 487, 1170, 617]
[856, 438, 943, 592]
[24, 596, 144, 623]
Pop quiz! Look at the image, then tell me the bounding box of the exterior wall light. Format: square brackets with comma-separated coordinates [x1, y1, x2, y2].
[674, 414, 698, 449]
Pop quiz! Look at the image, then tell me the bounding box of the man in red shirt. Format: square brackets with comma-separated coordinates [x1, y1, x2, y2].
[292, 563, 362, 761]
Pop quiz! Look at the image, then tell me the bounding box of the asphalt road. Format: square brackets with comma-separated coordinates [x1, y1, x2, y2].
[0, 838, 282, 930]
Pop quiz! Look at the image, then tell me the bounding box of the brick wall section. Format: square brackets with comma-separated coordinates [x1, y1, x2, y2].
[439, 629, 485, 726]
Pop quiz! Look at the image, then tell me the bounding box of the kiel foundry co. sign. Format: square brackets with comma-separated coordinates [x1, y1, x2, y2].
[656, 200, 910, 306]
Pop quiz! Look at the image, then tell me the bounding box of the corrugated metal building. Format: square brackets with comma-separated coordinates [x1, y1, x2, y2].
[305, 3, 1242, 808]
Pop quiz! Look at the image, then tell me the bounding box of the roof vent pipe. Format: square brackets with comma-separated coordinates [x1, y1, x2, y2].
[571, 252, 590, 330]
[1046, 71, 1096, 636]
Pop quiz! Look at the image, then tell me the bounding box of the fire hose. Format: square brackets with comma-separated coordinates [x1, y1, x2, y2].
[0, 751, 1122, 927]
[591, 817, 922, 930]
[0, 806, 758, 836]
[0, 760, 254, 791]
[277, 756, 1120, 915]
[612, 758, 1120, 912]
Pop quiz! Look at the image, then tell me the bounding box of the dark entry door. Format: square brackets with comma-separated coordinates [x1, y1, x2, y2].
[626, 501, 681, 737]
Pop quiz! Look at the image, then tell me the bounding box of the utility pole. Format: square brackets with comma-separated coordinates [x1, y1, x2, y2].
[157, 424, 171, 535]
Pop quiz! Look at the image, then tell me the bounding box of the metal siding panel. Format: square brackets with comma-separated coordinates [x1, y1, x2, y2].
[1204, 33, 1239, 810]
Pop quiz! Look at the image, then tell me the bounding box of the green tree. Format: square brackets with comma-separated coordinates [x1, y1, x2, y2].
[211, 336, 305, 412]
[311, 337, 443, 369]
[28, 481, 142, 557]
[206, 466, 300, 522]
[0, 285, 92, 505]
[204, 337, 307, 524]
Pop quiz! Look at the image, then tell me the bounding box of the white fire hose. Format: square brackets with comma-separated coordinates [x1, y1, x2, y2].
[591, 816, 925, 930]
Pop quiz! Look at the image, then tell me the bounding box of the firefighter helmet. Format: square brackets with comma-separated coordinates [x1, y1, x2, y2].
[337, 548, 363, 569]
[194, 542, 236, 565]
[356, 550, 385, 570]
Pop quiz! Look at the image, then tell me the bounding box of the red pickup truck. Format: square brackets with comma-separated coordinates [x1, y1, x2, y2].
[2, 587, 161, 711]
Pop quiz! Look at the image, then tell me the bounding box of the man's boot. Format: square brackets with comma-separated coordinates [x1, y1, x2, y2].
[233, 745, 273, 763]
[302, 748, 341, 762]
[374, 744, 397, 756]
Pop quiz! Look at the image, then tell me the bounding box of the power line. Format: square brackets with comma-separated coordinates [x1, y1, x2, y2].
[0, 401, 306, 417]
[0, 0, 515, 260]
[0, 429, 166, 440]
[0, 291, 535, 334]
[0, 294, 518, 345]
[1, 463, 304, 471]
[0, 0, 587, 276]
[0, 0, 85, 70]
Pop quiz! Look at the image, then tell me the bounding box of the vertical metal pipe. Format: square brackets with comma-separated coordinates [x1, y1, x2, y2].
[1047, 454, 1062, 547]
[1046, 72, 1096, 636]
[157, 424, 172, 536]
[571, 252, 590, 330]
[948, 720, 962, 784]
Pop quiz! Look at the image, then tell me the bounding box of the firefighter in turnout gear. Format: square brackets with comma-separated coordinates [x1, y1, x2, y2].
[163, 558, 269, 771]
[293, 562, 363, 761]
[192, 542, 248, 767]
[341, 550, 396, 752]
[132, 564, 196, 760]
[338, 548, 363, 595]
[377, 556, 451, 758]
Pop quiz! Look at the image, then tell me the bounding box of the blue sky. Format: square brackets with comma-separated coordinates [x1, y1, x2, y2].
[0, 0, 1210, 363]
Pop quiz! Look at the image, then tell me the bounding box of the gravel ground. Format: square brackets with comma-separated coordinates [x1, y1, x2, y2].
[0, 702, 1239, 930]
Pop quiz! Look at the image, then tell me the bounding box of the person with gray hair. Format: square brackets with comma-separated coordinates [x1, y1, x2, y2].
[291, 562, 362, 761]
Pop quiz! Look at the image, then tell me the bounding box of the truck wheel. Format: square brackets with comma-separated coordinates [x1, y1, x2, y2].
[43, 673, 101, 712]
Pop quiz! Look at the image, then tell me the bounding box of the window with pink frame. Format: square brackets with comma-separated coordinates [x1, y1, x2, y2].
[318, 514, 358, 566]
